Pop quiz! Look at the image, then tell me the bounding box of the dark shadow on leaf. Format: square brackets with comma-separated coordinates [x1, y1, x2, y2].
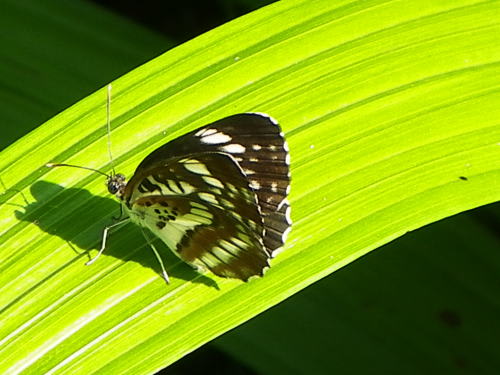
[15, 180, 218, 289]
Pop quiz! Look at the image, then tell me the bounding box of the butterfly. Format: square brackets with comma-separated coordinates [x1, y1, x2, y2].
[49, 113, 291, 283]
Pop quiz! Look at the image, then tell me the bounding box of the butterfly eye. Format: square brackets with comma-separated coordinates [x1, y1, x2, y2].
[107, 173, 126, 195]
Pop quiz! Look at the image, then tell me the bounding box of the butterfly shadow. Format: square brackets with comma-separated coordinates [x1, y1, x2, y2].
[15, 180, 218, 289]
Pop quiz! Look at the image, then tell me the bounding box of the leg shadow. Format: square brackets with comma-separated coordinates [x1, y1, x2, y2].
[14, 180, 218, 288]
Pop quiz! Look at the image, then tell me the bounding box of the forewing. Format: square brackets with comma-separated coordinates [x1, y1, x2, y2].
[131, 113, 292, 255]
[125, 153, 270, 280]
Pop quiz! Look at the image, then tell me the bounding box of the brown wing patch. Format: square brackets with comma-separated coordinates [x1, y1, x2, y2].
[177, 207, 269, 281]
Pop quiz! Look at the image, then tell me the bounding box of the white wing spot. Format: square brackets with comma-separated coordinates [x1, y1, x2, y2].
[178, 181, 195, 194]
[202, 176, 224, 189]
[249, 180, 261, 190]
[230, 211, 243, 221]
[219, 240, 241, 255]
[252, 144, 262, 151]
[277, 197, 290, 211]
[191, 202, 206, 210]
[285, 204, 292, 224]
[209, 187, 222, 195]
[229, 237, 248, 250]
[282, 226, 292, 243]
[221, 144, 246, 153]
[198, 192, 218, 204]
[226, 183, 238, 193]
[150, 177, 194, 195]
[184, 160, 210, 175]
[220, 198, 235, 209]
[243, 168, 255, 175]
[283, 140, 290, 152]
[191, 208, 213, 220]
[236, 229, 252, 244]
[271, 182, 278, 192]
[201, 132, 232, 144]
[285, 153, 291, 165]
[182, 213, 212, 225]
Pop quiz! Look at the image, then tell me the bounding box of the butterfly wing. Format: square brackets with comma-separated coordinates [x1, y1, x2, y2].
[132, 113, 291, 255]
[123, 152, 270, 280]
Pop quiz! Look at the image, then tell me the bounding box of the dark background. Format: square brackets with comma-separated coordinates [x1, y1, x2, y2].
[91, 0, 274, 45]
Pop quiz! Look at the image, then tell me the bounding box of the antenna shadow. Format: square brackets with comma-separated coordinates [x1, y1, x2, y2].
[15, 180, 218, 289]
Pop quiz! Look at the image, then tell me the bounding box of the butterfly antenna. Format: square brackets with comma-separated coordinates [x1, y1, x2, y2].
[46, 85, 116, 178]
[106, 84, 116, 176]
[45, 163, 109, 178]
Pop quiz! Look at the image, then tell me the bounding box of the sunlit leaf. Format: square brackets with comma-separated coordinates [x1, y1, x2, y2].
[1, 0, 499, 373]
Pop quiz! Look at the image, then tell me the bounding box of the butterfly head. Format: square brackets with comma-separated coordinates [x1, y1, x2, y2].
[107, 173, 126, 198]
[46, 163, 127, 198]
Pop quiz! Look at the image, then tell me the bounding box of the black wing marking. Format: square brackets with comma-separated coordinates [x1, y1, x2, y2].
[131, 113, 292, 255]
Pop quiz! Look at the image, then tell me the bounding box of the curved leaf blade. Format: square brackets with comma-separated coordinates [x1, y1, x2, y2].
[0, 0, 499, 374]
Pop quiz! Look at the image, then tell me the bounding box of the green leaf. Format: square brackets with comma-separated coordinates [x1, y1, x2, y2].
[216, 207, 500, 373]
[1, 0, 499, 374]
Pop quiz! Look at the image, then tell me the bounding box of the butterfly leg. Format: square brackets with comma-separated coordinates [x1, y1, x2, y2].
[112, 203, 125, 221]
[140, 227, 170, 284]
[86, 217, 130, 266]
[0, 177, 31, 207]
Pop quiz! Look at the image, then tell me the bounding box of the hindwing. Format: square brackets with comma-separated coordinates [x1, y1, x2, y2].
[124, 152, 270, 280]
